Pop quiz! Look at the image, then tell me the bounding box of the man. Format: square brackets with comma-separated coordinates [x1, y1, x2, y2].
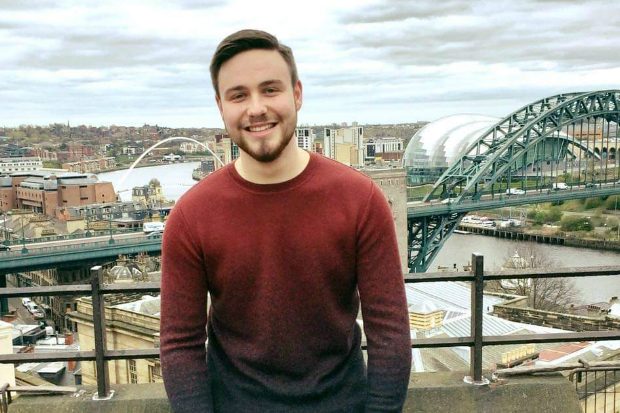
[160, 29, 411, 412]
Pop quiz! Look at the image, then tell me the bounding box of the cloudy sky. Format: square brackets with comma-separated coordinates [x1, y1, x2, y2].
[1, 0, 619, 128]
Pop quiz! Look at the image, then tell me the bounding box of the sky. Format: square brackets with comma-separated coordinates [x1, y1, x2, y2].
[1, 0, 619, 128]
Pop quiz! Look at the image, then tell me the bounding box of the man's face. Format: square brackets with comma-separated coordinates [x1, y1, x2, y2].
[216, 49, 302, 163]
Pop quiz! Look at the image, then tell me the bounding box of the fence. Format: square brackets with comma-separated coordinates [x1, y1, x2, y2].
[0, 254, 619, 406]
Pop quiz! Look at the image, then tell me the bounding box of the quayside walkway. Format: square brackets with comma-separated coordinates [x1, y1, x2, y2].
[1, 254, 619, 412]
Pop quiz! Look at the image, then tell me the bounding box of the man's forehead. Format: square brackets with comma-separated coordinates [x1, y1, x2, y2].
[218, 49, 290, 90]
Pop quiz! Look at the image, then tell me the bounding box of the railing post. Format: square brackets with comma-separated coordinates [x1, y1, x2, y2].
[91, 266, 113, 400]
[465, 253, 489, 385]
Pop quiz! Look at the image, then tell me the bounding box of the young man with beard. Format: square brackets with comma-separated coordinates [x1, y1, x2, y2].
[160, 29, 411, 412]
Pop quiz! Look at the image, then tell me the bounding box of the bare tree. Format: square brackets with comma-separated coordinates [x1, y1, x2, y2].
[496, 244, 579, 312]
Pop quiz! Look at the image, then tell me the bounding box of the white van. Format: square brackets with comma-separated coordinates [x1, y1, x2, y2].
[552, 183, 568, 190]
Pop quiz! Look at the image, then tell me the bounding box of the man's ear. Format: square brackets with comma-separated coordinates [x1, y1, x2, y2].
[294, 80, 303, 111]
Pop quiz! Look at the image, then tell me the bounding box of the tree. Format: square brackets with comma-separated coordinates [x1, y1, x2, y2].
[148, 178, 161, 187]
[496, 244, 579, 311]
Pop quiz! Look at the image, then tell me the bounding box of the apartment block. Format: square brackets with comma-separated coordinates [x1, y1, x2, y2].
[0, 157, 42, 173]
[295, 127, 315, 151]
[323, 126, 364, 167]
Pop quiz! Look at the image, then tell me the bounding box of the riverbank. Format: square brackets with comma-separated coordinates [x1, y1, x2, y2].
[98, 159, 197, 174]
[458, 224, 620, 252]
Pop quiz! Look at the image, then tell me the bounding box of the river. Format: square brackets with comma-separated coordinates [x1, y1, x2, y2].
[98, 163, 620, 304]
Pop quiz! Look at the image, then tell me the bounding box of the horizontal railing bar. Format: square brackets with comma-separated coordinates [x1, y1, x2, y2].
[0, 283, 161, 298]
[100, 283, 160, 294]
[0, 349, 160, 364]
[404, 272, 473, 283]
[0, 285, 92, 298]
[411, 336, 474, 348]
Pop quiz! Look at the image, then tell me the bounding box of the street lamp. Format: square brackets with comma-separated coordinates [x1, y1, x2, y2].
[2, 212, 8, 247]
[108, 209, 115, 245]
[20, 215, 28, 254]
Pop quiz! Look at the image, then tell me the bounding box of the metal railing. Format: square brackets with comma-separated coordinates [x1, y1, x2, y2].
[570, 367, 620, 413]
[0, 254, 619, 401]
[0, 383, 10, 413]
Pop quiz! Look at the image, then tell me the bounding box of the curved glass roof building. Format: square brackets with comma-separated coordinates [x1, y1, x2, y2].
[403, 114, 499, 184]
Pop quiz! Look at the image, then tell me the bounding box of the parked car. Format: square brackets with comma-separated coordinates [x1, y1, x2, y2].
[22, 297, 32, 307]
[585, 183, 599, 188]
[26, 302, 44, 319]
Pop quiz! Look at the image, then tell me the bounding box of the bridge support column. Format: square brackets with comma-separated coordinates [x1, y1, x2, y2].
[0, 273, 8, 316]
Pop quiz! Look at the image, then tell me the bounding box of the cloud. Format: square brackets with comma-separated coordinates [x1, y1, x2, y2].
[0, 0, 618, 127]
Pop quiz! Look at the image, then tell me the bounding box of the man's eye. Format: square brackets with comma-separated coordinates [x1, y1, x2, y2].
[264, 88, 278, 94]
[230, 93, 245, 101]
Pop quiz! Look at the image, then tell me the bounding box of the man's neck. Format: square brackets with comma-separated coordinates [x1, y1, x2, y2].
[234, 145, 310, 185]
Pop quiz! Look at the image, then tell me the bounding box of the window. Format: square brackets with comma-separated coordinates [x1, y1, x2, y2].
[127, 359, 138, 384]
[149, 362, 162, 383]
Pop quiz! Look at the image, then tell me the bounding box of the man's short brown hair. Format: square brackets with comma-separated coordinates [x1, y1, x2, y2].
[210, 29, 299, 97]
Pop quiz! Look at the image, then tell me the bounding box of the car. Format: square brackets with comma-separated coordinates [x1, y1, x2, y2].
[26, 302, 42, 316]
[21, 297, 32, 307]
[505, 188, 525, 195]
[585, 183, 599, 188]
[31, 309, 45, 319]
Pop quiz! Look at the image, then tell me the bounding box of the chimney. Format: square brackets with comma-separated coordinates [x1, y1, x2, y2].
[65, 332, 76, 371]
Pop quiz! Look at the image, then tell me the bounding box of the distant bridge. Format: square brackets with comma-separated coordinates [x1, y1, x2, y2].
[0, 236, 161, 274]
[408, 90, 620, 272]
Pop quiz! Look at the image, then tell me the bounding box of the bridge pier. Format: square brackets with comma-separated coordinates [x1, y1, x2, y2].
[0, 273, 8, 316]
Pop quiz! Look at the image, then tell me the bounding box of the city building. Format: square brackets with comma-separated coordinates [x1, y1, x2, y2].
[0, 171, 116, 218]
[295, 127, 315, 151]
[210, 134, 239, 165]
[179, 141, 206, 153]
[70, 294, 162, 386]
[61, 157, 115, 173]
[365, 137, 404, 163]
[29, 147, 58, 161]
[323, 126, 364, 167]
[132, 180, 167, 209]
[0, 157, 43, 174]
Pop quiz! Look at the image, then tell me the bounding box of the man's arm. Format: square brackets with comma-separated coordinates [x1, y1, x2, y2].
[160, 206, 211, 412]
[356, 183, 412, 412]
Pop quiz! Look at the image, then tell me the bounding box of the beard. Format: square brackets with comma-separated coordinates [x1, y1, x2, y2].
[233, 128, 295, 163]
[231, 113, 297, 163]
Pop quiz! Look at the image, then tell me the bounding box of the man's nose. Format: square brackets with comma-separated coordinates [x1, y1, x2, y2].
[247, 94, 267, 117]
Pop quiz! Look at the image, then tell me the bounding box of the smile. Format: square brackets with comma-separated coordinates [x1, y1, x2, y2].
[245, 123, 276, 133]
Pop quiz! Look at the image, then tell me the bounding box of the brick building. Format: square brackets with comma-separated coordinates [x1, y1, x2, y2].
[0, 171, 116, 218]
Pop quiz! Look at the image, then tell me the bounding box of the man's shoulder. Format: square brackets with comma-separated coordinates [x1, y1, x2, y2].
[312, 154, 374, 187]
[174, 164, 234, 209]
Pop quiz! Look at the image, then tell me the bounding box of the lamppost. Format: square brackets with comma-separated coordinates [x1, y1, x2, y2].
[20, 215, 28, 254]
[108, 209, 115, 245]
[2, 212, 8, 247]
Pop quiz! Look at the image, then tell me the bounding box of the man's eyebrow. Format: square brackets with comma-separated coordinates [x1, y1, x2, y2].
[223, 85, 247, 96]
[259, 79, 284, 87]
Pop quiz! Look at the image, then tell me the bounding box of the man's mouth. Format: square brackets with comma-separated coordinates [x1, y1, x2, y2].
[245, 123, 276, 133]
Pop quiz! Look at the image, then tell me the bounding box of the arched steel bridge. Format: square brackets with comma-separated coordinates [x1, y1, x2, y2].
[408, 90, 620, 273]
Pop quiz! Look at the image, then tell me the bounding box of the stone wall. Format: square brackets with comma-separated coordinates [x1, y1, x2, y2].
[7, 373, 582, 413]
[493, 304, 620, 331]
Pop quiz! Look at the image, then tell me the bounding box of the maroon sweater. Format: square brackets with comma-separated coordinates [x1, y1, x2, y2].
[160, 153, 411, 412]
